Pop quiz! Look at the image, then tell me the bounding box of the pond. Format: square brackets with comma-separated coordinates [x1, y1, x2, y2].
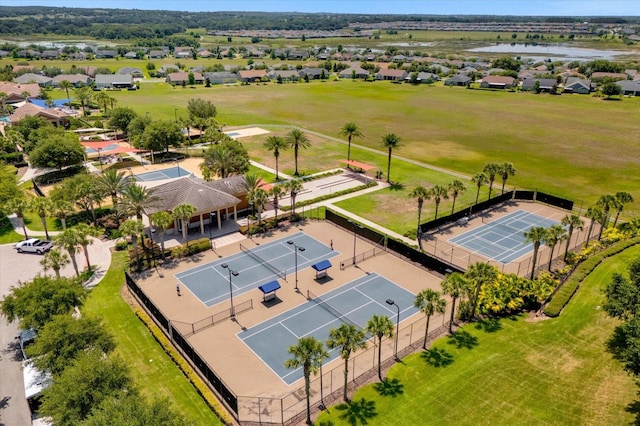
[467, 43, 636, 61]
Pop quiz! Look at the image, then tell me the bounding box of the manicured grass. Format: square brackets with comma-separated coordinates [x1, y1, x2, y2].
[100, 80, 640, 218]
[83, 252, 222, 425]
[0, 216, 24, 244]
[22, 211, 61, 233]
[317, 246, 640, 425]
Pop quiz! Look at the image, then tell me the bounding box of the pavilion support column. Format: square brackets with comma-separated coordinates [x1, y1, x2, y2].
[217, 209, 222, 229]
[199, 214, 205, 235]
[233, 206, 237, 221]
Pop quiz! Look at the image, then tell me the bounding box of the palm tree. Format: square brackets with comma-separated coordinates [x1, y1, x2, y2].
[483, 162, 501, 199]
[339, 122, 363, 166]
[30, 197, 52, 240]
[448, 180, 466, 214]
[121, 184, 158, 221]
[74, 223, 98, 273]
[596, 194, 618, 229]
[94, 91, 110, 114]
[366, 314, 394, 381]
[59, 80, 72, 100]
[74, 86, 93, 116]
[326, 323, 367, 402]
[149, 211, 174, 263]
[285, 128, 311, 176]
[613, 191, 634, 228]
[414, 289, 447, 350]
[561, 214, 584, 261]
[50, 198, 74, 231]
[120, 219, 144, 271]
[270, 185, 286, 224]
[284, 336, 328, 425]
[499, 162, 516, 194]
[263, 136, 288, 180]
[56, 228, 80, 277]
[431, 185, 449, 219]
[585, 206, 605, 243]
[173, 204, 197, 244]
[524, 226, 547, 280]
[544, 225, 567, 271]
[96, 169, 132, 225]
[243, 173, 262, 194]
[251, 188, 269, 227]
[440, 272, 467, 333]
[409, 185, 430, 249]
[465, 262, 499, 319]
[40, 248, 69, 279]
[284, 179, 304, 218]
[381, 133, 402, 184]
[7, 194, 30, 239]
[471, 172, 488, 205]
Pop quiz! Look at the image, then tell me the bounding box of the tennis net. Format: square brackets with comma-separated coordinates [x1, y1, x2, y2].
[239, 243, 287, 280]
[307, 289, 361, 330]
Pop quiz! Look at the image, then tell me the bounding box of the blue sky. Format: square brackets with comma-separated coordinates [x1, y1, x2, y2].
[5, 1, 640, 16]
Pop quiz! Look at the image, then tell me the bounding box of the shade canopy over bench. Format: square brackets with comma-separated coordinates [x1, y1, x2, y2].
[311, 259, 332, 279]
[258, 280, 281, 302]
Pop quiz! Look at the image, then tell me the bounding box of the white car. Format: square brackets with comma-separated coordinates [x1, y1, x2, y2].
[14, 239, 53, 254]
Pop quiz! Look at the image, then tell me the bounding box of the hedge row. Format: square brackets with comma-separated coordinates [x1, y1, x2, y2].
[543, 237, 640, 317]
[0, 152, 26, 166]
[169, 238, 211, 258]
[280, 181, 377, 211]
[132, 307, 234, 425]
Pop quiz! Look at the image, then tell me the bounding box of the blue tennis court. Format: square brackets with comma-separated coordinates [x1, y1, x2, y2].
[238, 273, 419, 384]
[175, 232, 337, 307]
[450, 210, 559, 263]
[134, 166, 192, 182]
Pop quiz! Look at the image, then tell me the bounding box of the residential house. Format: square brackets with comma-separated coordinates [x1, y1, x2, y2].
[95, 50, 118, 59]
[287, 50, 308, 60]
[78, 66, 97, 77]
[0, 50, 8, 58]
[616, 80, 640, 96]
[444, 74, 472, 86]
[405, 72, 439, 84]
[8, 103, 68, 127]
[339, 66, 370, 79]
[267, 70, 300, 82]
[203, 72, 238, 85]
[480, 75, 515, 89]
[157, 65, 180, 77]
[520, 77, 558, 92]
[94, 74, 135, 89]
[375, 69, 408, 81]
[118, 67, 144, 78]
[40, 50, 60, 59]
[563, 77, 592, 94]
[51, 74, 92, 88]
[69, 52, 87, 60]
[124, 51, 139, 59]
[237, 70, 268, 83]
[148, 50, 167, 59]
[0, 82, 41, 103]
[429, 64, 451, 74]
[14, 74, 53, 87]
[299, 68, 325, 80]
[166, 72, 204, 85]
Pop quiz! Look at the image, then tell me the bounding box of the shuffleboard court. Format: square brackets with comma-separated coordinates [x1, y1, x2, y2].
[134, 166, 193, 182]
[449, 210, 559, 263]
[175, 232, 337, 307]
[238, 273, 419, 384]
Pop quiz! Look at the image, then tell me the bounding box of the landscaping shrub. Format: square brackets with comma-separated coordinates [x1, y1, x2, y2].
[544, 237, 640, 317]
[280, 182, 377, 211]
[115, 240, 129, 251]
[169, 238, 211, 258]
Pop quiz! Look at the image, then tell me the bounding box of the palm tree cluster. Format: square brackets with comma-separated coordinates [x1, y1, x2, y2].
[262, 128, 312, 178]
[471, 162, 516, 204]
[285, 314, 396, 424]
[410, 180, 467, 247]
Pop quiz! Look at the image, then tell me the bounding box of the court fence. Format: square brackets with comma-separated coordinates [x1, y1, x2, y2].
[171, 299, 254, 338]
[125, 266, 454, 425]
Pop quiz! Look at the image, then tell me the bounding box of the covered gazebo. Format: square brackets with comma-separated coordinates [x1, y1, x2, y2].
[339, 159, 376, 174]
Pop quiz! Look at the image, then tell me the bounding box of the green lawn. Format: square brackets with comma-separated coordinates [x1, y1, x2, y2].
[83, 252, 222, 425]
[0, 216, 24, 244]
[317, 245, 640, 425]
[98, 80, 640, 218]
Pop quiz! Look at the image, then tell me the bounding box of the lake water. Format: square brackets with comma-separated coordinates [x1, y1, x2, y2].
[467, 43, 636, 61]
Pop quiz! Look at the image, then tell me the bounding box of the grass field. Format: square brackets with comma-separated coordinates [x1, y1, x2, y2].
[96, 80, 640, 218]
[316, 245, 640, 426]
[83, 252, 222, 425]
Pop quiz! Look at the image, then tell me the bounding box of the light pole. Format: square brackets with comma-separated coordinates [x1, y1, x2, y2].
[221, 264, 239, 318]
[386, 299, 400, 360]
[96, 147, 103, 171]
[174, 108, 178, 123]
[348, 220, 363, 266]
[287, 240, 305, 292]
